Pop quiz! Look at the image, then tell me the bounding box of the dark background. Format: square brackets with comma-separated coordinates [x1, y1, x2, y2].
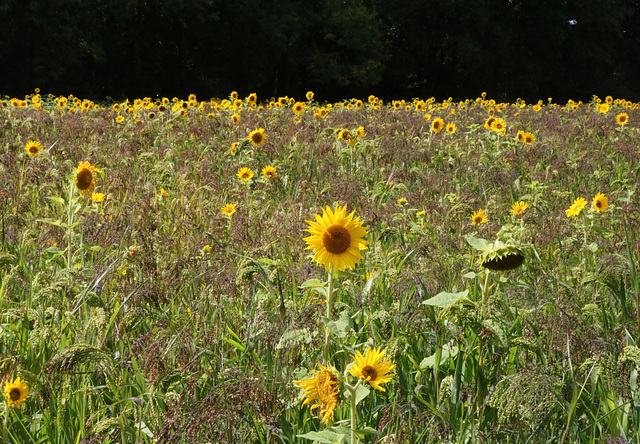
[2, 0, 640, 103]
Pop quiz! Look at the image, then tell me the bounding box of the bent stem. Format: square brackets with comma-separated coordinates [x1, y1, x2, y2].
[323, 266, 335, 361]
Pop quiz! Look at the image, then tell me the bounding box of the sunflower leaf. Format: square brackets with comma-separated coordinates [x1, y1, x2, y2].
[296, 430, 347, 444]
[354, 383, 370, 406]
[465, 234, 492, 252]
[422, 290, 469, 308]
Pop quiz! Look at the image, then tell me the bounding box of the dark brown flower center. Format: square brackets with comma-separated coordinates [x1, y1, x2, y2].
[29, 146, 39, 154]
[76, 168, 93, 190]
[595, 200, 602, 209]
[323, 225, 351, 255]
[10, 388, 21, 401]
[361, 365, 378, 381]
[251, 133, 263, 144]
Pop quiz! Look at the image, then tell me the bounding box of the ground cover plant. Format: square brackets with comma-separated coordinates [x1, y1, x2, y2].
[1, 90, 639, 443]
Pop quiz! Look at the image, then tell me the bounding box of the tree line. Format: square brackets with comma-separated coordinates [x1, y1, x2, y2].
[1, 0, 639, 102]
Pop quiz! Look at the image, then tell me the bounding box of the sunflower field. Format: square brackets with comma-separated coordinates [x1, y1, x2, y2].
[1, 91, 640, 443]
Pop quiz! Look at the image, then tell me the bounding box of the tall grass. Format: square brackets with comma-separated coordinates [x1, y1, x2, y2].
[0, 92, 639, 443]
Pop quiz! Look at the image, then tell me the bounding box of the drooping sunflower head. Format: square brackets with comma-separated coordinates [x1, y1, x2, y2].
[294, 363, 341, 425]
[3, 376, 29, 408]
[510, 201, 529, 217]
[261, 165, 277, 181]
[304, 204, 369, 272]
[25, 140, 43, 157]
[249, 128, 266, 146]
[466, 235, 526, 271]
[74, 161, 101, 197]
[593, 193, 608, 213]
[349, 347, 396, 392]
[236, 167, 254, 182]
[471, 209, 488, 225]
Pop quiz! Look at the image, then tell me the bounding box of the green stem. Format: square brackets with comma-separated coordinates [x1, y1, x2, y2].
[323, 267, 335, 361]
[481, 270, 491, 318]
[2, 402, 8, 443]
[66, 182, 74, 270]
[344, 380, 361, 444]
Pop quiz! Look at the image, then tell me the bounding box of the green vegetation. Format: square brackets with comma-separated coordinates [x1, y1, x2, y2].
[1, 91, 639, 443]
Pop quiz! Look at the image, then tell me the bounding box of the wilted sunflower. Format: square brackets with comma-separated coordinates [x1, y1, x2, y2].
[3, 376, 29, 408]
[249, 128, 266, 146]
[304, 204, 369, 272]
[471, 209, 488, 225]
[294, 363, 340, 425]
[25, 140, 43, 157]
[431, 117, 444, 133]
[565, 197, 587, 217]
[236, 167, 254, 182]
[592, 193, 608, 213]
[74, 161, 101, 197]
[510, 201, 529, 216]
[221, 203, 237, 217]
[349, 347, 396, 392]
[261, 165, 277, 181]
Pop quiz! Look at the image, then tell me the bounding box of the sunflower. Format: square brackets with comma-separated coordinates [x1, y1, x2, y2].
[446, 123, 456, 134]
[293, 363, 340, 425]
[236, 167, 254, 182]
[91, 192, 105, 203]
[592, 193, 608, 213]
[471, 209, 488, 225]
[25, 140, 43, 157]
[431, 117, 444, 133]
[616, 113, 629, 126]
[491, 118, 506, 134]
[249, 128, 267, 146]
[261, 165, 277, 181]
[232, 113, 241, 124]
[74, 161, 101, 197]
[565, 197, 587, 217]
[221, 203, 237, 217]
[303, 204, 369, 272]
[510, 201, 529, 216]
[516, 130, 525, 142]
[247, 93, 257, 105]
[292, 102, 305, 115]
[523, 132, 535, 144]
[349, 347, 396, 392]
[3, 376, 29, 408]
[355, 126, 365, 139]
[306, 91, 314, 101]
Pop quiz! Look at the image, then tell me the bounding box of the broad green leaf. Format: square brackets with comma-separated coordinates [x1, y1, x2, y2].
[420, 344, 459, 369]
[297, 430, 347, 444]
[355, 383, 370, 406]
[36, 217, 63, 227]
[465, 234, 492, 252]
[322, 312, 352, 338]
[422, 290, 468, 308]
[299, 278, 327, 288]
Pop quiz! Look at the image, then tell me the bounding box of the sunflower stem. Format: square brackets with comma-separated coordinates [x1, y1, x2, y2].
[323, 267, 335, 361]
[344, 380, 361, 444]
[2, 401, 8, 443]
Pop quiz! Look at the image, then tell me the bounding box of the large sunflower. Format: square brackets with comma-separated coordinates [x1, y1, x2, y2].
[304, 204, 369, 272]
[293, 363, 340, 425]
[74, 161, 101, 197]
[3, 376, 29, 408]
[249, 128, 267, 146]
[349, 347, 396, 392]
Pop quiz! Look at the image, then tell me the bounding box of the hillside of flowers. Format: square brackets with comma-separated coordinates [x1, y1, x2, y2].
[1, 90, 640, 443]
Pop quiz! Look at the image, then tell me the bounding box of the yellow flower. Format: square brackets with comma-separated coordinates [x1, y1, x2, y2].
[565, 197, 587, 217]
[261, 165, 277, 181]
[355, 126, 365, 139]
[491, 118, 506, 134]
[160, 188, 169, 197]
[91, 192, 105, 203]
[592, 193, 608, 213]
[203, 244, 212, 252]
[232, 113, 241, 124]
[3, 376, 29, 408]
[236, 167, 254, 182]
[74, 161, 101, 197]
[598, 103, 610, 114]
[516, 130, 525, 142]
[306, 91, 314, 101]
[293, 363, 340, 425]
[349, 347, 396, 392]
[397, 197, 407, 206]
[445, 123, 456, 134]
[292, 102, 305, 115]
[249, 128, 267, 146]
[303, 204, 369, 272]
[221, 203, 237, 217]
[431, 117, 444, 133]
[510, 201, 529, 216]
[471, 209, 488, 225]
[523, 132, 535, 144]
[116, 115, 125, 123]
[25, 140, 43, 157]
[616, 113, 629, 126]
